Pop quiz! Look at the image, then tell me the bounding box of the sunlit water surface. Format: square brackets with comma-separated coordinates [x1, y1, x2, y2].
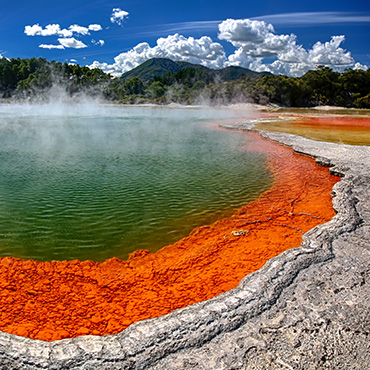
[0, 104, 272, 261]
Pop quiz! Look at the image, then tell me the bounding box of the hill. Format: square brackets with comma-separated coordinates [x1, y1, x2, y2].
[1, 57, 368, 108]
[121, 58, 269, 82]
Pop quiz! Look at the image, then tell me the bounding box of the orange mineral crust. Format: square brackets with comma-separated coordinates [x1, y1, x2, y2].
[0, 132, 340, 341]
[295, 116, 370, 128]
[256, 114, 370, 146]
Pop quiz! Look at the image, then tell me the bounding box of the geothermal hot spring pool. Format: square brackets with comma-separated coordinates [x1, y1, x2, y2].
[0, 104, 272, 261]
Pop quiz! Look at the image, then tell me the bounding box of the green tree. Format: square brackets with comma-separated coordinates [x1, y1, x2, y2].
[123, 77, 145, 95]
[147, 81, 166, 99]
[301, 66, 341, 106]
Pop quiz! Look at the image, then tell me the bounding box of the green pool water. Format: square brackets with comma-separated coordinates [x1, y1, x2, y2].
[0, 104, 273, 261]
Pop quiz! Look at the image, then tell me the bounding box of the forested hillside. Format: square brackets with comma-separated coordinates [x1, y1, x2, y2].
[0, 57, 110, 99]
[0, 57, 369, 108]
[201, 66, 370, 108]
[120, 58, 268, 82]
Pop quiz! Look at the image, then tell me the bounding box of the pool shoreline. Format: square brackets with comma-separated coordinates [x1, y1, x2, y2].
[0, 129, 338, 341]
[0, 118, 369, 368]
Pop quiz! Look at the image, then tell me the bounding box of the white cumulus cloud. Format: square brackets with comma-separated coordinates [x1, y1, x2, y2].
[68, 25, 90, 36]
[257, 36, 355, 76]
[25, 23, 103, 38]
[92, 39, 105, 46]
[219, 19, 297, 58]
[25, 22, 103, 51]
[25, 24, 44, 36]
[110, 8, 129, 26]
[90, 33, 226, 76]
[353, 62, 369, 70]
[58, 38, 88, 49]
[219, 18, 358, 76]
[39, 44, 65, 50]
[25, 23, 73, 37]
[88, 24, 103, 32]
[87, 17, 365, 77]
[307, 36, 353, 66]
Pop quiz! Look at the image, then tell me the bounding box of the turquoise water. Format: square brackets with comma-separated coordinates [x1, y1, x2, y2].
[0, 104, 273, 261]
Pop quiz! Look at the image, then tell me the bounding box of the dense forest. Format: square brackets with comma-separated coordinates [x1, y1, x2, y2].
[0, 57, 369, 108]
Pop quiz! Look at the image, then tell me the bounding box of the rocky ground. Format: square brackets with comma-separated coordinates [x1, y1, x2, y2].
[0, 126, 369, 369]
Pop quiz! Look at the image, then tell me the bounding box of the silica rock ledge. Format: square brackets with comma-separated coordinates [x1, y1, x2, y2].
[1, 127, 369, 369]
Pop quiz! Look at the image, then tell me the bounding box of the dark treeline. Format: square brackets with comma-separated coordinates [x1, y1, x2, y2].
[1, 57, 369, 108]
[0, 57, 110, 99]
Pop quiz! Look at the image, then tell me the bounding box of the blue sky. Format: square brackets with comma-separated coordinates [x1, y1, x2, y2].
[0, 0, 369, 76]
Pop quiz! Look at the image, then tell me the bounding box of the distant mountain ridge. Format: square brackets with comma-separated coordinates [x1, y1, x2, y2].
[121, 58, 270, 82]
